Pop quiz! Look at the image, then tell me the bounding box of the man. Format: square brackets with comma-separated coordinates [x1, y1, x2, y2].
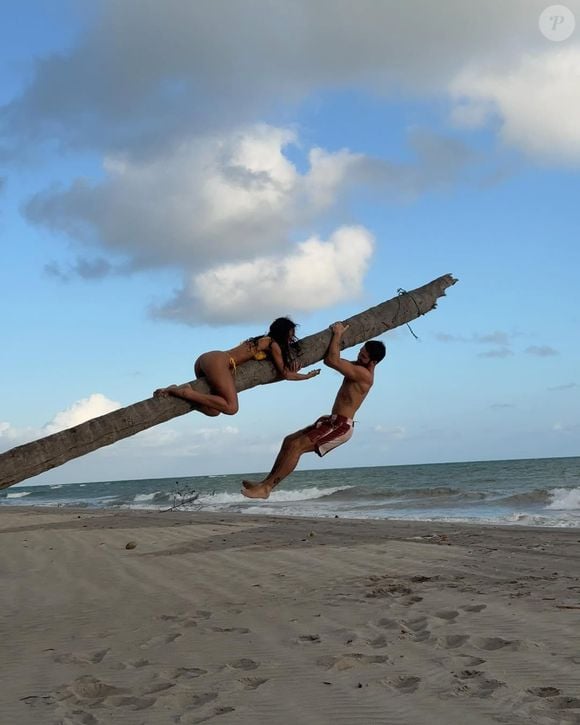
[241, 322, 386, 499]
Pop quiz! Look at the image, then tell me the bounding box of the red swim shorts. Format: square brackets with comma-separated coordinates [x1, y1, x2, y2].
[305, 414, 354, 457]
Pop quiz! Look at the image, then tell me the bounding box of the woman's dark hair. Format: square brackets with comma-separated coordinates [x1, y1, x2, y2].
[267, 317, 300, 368]
[247, 316, 300, 368]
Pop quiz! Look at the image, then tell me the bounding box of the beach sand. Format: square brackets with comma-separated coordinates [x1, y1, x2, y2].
[1, 507, 580, 725]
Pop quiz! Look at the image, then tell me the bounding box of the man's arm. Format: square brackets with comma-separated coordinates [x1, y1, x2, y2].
[324, 323, 369, 382]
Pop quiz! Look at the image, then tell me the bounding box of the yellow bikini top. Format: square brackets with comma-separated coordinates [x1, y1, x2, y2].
[253, 350, 267, 361]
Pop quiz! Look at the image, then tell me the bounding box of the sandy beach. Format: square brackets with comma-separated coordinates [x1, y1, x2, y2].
[1, 507, 580, 725]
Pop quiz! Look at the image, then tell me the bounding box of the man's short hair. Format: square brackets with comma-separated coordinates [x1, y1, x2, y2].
[365, 340, 386, 363]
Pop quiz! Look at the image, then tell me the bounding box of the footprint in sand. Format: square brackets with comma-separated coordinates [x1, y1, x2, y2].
[159, 613, 199, 628]
[58, 709, 98, 725]
[124, 658, 150, 669]
[196, 610, 212, 620]
[140, 632, 182, 649]
[173, 667, 209, 679]
[189, 692, 219, 707]
[401, 616, 432, 641]
[228, 658, 259, 670]
[440, 634, 470, 649]
[142, 681, 176, 695]
[53, 648, 110, 665]
[368, 635, 388, 649]
[401, 595, 423, 606]
[377, 617, 399, 630]
[472, 636, 521, 651]
[545, 696, 580, 711]
[297, 634, 321, 644]
[238, 677, 267, 690]
[461, 604, 487, 613]
[107, 694, 156, 710]
[527, 686, 561, 697]
[402, 616, 429, 632]
[317, 653, 389, 671]
[435, 610, 459, 621]
[455, 654, 487, 667]
[453, 671, 506, 698]
[20, 694, 57, 710]
[383, 675, 421, 694]
[211, 626, 250, 634]
[69, 675, 124, 700]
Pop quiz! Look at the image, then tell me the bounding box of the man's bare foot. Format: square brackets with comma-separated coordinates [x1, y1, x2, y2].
[241, 480, 272, 499]
[153, 384, 178, 398]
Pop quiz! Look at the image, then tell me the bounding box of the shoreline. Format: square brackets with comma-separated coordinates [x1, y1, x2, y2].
[2, 506, 580, 724]
[2, 502, 580, 532]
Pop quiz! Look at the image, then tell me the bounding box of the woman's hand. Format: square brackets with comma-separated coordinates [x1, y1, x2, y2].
[307, 369, 321, 378]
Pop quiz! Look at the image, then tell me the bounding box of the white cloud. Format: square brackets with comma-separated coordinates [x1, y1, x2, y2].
[374, 424, 407, 440]
[155, 225, 374, 324]
[24, 122, 476, 324]
[450, 47, 580, 164]
[3, 1, 552, 152]
[0, 393, 122, 453]
[25, 126, 365, 272]
[44, 393, 122, 434]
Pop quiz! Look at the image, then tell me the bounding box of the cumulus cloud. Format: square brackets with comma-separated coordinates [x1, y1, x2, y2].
[26, 125, 473, 275]
[155, 226, 374, 324]
[24, 123, 475, 323]
[2, 0, 560, 157]
[450, 47, 580, 164]
[0, 393, 122, 452]
[25, 126, 362, 271]
[44, 393, 122, 434]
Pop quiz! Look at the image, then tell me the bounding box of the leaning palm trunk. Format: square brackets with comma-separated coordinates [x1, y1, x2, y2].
[0, 274, 457, 489]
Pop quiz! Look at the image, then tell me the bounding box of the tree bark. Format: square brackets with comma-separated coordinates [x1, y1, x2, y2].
[0, 273, 457, 489]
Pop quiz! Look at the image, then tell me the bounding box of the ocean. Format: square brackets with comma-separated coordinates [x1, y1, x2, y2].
[2, 457, 579, 528]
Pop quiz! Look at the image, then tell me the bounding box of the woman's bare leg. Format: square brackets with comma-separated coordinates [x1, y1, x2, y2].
[154, 385, 221, 416]
[154, 352, 238, 415]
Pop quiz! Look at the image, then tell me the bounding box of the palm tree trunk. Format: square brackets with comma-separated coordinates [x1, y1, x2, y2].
[0, 274, 457, 489]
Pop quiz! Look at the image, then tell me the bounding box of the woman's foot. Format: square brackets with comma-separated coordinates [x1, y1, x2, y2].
[241, 480, 272, 499]
[153, 384, 178, 398]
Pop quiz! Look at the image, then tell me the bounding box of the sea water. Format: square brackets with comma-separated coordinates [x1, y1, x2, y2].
[2, 457, 579, 528]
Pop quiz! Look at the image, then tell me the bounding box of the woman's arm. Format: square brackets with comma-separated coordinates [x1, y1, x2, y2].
[270, 341, 320, 381]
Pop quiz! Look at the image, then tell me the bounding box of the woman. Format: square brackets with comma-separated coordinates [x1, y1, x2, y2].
[154, 317, 320, 417]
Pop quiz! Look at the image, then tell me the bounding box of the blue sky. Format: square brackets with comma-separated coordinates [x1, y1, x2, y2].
[1, 1, 579, 486]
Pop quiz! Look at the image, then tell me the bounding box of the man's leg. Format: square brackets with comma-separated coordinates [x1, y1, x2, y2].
[241, 430, 315, 499]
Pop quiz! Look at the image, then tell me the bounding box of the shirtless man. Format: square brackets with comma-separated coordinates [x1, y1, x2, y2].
[241, 322, 386, 499]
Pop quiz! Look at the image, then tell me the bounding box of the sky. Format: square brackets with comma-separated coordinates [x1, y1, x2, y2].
[1, 0, 579, 486]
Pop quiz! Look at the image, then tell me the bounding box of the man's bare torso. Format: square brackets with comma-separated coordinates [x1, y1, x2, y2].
[331, 368, 373, 419]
